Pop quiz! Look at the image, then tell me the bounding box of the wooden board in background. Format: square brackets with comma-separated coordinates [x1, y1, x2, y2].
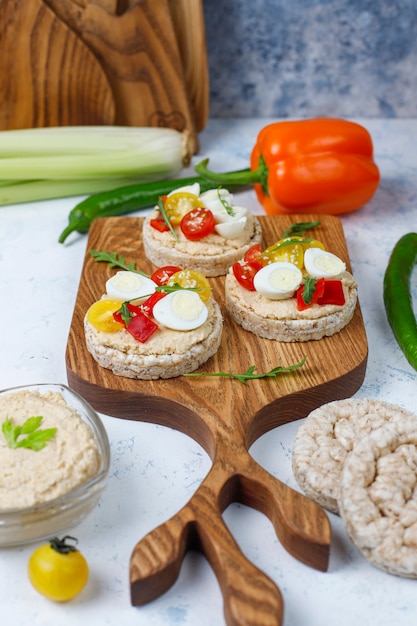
[66, 214, 368, 626]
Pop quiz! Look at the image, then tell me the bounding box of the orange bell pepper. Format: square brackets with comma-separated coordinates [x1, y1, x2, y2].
[195, 117, 380, 215]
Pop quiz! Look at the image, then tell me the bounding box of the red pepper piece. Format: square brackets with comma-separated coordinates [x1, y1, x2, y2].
[113, 303, 158, 342]
[150, 218, 169, 232]
[296, 278, 326, 310]
[296, 279, 345, 310]
[317, 280, 345, 306]
[126, 311, 158, 342]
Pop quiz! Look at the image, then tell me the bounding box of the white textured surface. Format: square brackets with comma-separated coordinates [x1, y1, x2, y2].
[1, 118, 417, 625]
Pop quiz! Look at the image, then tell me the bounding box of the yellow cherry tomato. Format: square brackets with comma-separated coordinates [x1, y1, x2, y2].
[28, 536, 89, 602]
[167, 269, 211, 302]
[289, 235, 326, 251]
[263, 238, 304, 268]
[164, 192, 204, 224]
[86, 298, 124, 332]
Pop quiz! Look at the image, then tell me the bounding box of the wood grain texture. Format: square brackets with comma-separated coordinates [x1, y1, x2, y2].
[66, 214, 368, 626]
[0, 0, 206, 154]
[0, 0, 115, 128]
[168, 0, 210, 132]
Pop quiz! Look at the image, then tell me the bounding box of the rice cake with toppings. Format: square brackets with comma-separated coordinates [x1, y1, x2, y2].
[339, 419, 417, 577]
[143, 211, 262, 277]
[225, 268, 358, 342]
[84, 297, 223, 380]
[292, 398, 417, 514]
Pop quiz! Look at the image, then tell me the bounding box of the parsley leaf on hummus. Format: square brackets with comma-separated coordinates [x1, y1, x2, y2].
[2, 415, 57, 451]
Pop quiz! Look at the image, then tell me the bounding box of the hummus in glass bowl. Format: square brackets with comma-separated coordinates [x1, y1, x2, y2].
[0, 383, 110, 547]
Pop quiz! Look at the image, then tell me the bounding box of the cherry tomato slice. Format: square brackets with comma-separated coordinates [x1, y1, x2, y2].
[289, 236, 326, 251]
[140, 291, 167, 316]
[150, 265, 183, 286]
[167, 269, 211, 302]
[264, 239, 304, 268]
[86, 299, 124, 332]
[164, 192, 203, 224]
[232, 261, 258, 291]
[243, 244, 266, 271]
[180, 208, 216, 240]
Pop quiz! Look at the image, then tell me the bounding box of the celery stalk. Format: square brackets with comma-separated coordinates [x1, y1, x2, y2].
[0, 126, 190, 203]
[0, 176, 156, 206]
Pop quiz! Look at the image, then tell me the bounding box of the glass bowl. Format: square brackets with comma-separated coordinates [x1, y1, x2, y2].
[0, 383, 110, 547]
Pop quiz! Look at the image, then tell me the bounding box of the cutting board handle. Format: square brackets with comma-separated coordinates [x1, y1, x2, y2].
[130, 431, 330, 626]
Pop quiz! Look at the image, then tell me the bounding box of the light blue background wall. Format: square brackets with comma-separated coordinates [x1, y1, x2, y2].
[203, 0, 417, 118]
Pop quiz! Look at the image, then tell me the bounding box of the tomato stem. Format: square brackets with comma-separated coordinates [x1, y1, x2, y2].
[50, 536, 79, 554]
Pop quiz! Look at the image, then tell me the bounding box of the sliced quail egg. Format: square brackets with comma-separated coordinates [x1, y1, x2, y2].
[214, 215, 248, 239]
[152, 290, 208, 331]
[168, 182, 200, 197]
[304, 248, 346, 278]
[200, 188, 234, 213]
[254, 262, 303, 300]
[105, 271, 157, 303]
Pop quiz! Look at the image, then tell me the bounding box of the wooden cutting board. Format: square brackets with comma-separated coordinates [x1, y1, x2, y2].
[66, 214, 368, 626]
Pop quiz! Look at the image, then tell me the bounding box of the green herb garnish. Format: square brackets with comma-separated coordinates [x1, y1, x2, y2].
[282, 221, 320, 238]
[117, 301, 134, 326]
[2, 416, 57, 451]
[301, 276, 318, 305]
[217, 187, 235, 216]
[90, 250, 149, 276]
[157, 196, 180, 242]
[156, 283, 211, 295]
[114, 282, 212, 324]
[264, 237, 314, 257]
[184, 357, 306, 385]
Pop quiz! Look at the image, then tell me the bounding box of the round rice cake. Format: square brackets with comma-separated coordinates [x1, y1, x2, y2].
[292, 398, 417, 513]
[142, 211, 262, 277]
[84, 298, 223, 380]
[339, 420, 417, 577]
[225, 268, 357, 342]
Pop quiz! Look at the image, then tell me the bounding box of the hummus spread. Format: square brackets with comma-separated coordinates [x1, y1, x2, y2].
[0, 390, 101, 510]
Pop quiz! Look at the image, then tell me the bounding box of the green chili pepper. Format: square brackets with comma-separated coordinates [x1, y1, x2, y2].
[58, 169, 250, 244]
[383, 232, 417, 371]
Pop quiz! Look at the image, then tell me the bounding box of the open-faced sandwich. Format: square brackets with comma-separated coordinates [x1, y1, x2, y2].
[84, 265, 223, 379]
[142, 184, 262, 277]
[225, 234, 357, 342]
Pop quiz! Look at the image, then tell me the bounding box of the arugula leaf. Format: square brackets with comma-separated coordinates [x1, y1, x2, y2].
[265, 237, 314, 257]
[282, 221, 320, 238]
[116, 301, 135, 326]
[156, 283, 212, 296]
[2, 415, 57, 451]
[301, 276, 317, 305]
[184, 357, 306, 385]
[90, 250, 149, 276]
[157, 197, 180, 242]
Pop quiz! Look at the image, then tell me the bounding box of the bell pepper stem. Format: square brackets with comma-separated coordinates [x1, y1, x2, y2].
[194, 157, 269, 194]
